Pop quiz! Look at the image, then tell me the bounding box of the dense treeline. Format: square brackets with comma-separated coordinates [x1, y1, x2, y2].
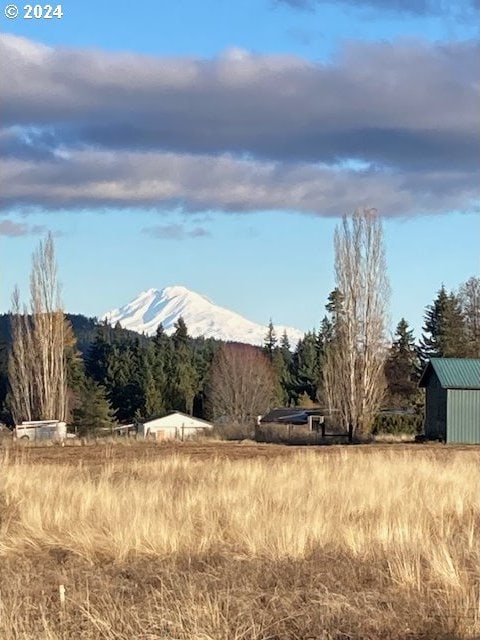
[1, 275, 478, 431]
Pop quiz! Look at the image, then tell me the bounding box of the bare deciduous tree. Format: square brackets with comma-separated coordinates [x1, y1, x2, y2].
[459, 276, 480, 357]
[8, 288, 34, 422]
[8, 233, 69, 422]
[324, 208, 390, 437]
[207, 343, 276, 425]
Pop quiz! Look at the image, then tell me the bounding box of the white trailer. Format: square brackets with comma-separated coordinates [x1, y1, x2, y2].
[14, 420, 67, 442]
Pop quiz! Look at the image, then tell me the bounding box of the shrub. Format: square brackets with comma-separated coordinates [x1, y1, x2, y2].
[211, 424, 255, 441]
[372, 413, 423, 435]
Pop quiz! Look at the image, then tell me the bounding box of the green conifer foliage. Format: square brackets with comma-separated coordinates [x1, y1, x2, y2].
[73, 378, 116, 436]
[292, 331, 320, 404]
[419, 285, 469, 362]
[170, 317, 199, 415]
[385, 318, 420, 408]
[263, 320, 277, 361]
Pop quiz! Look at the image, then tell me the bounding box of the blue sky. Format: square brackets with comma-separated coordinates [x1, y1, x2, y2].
[1, 0, 479, 338]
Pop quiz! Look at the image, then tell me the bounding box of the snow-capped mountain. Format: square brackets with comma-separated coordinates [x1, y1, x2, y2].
[103, 286, 304, 346]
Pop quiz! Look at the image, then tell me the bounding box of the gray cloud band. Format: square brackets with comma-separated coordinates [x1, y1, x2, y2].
[275, 0, 478, 16]
[0, 34, 478, 217]
[0, 220, 48, 237]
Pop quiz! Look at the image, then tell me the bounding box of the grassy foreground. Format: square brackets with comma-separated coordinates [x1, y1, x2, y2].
[1, 444, 480, 639]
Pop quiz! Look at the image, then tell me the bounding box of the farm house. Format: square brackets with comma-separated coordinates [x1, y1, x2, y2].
[419, 358, 480, 443]
[137, 411, 213, 440]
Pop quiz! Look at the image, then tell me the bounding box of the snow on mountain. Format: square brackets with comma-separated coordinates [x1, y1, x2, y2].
[102, 286, 304, 346]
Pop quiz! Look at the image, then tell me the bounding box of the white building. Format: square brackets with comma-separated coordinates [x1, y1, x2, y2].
[137, 412, 213, 440]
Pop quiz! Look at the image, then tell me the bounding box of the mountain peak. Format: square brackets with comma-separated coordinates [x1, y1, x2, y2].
[103, 286, 303, 346]
[138, 287, 160, 298]
[162, 285, 199, 298]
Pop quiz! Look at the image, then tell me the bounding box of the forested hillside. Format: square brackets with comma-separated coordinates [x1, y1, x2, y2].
[2, 273, 478, 430]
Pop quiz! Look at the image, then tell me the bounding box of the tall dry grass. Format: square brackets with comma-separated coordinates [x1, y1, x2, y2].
[1, 447, 480, 638]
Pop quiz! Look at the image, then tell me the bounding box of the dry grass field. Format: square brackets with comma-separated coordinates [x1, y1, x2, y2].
[1, 440, 480, 639]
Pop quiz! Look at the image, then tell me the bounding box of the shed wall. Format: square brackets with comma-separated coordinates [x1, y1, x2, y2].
[446, 390, 480, 443]
[138, 424, 207, 440]
[424, 373, 447, 440]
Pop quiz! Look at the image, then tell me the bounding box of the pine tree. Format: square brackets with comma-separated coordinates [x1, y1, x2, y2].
[170, 318, 199, 415]
[419, 285, 469, 363]
[172, 317, 188, 349]
[191, 337, 218, 416]
[316, 315, 333, 406]
[262, 320, 288, 404]
[292, 331, 320, 404]
[86, 326, 114, 384]
[280, 330, 291, 357]
[263, 320, 277, 362]
[152, 323, 172, 409]
[73, 378, 116, 436]
[325, 288, 345, 334]
[133, 340, 164, 419]
[103, 344, 131, 420]
[278, 330, 294, 405]
[385, 318, 420, 408]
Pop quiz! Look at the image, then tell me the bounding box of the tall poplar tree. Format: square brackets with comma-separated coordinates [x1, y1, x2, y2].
[323, 209, 390, 436]
[8, 234, 71, 422]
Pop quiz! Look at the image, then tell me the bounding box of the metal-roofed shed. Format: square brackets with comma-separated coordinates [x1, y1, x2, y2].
[419, 358, 480, 443]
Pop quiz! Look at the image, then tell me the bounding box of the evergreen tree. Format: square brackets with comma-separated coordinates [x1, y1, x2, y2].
[316, 315, 333, 406]
[86, 326, 114, 383]
[280, 330, 291, 358]
[172, 317, 188, 349]
[73, 378, 116, 436]
[152, 323, 173, 409]
[325, 288, 345, 334]
[87, 329, 137, 422]
[419, 286, 469, 363]
[191, 337, 218, 416]
[106, 343, 143, 421]
[170, 318, 199, 415]
[262, 320, 287, 404]
[278, 330, 294, 405]
[133, 340, 164, 419]
[263, 320, 277, 362]
[292, 331, 320, 404]
[385, 318, 420, 408]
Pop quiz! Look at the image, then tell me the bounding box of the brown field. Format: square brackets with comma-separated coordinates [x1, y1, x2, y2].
[1, 440, 480, 639]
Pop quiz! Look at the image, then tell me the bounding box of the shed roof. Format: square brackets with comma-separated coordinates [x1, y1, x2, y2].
[419, 358, 480, 390]
[143, 411, 213, 428]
